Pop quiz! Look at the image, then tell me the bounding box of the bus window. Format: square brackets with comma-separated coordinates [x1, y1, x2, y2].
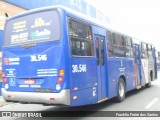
[148, 44, 153, 58]
[96, 37, 100, 64]
[4, 10, 60, 47]
[112, 33, 126, 57]
[134, 46, 139, 63]
[125, 37, 133, 58]
[141, 43, 148, 59]
[101, 39, 104, 65]
[69, 19, 94, 56]
[106, 31, 114, 57]
[96, 36, 104, 65]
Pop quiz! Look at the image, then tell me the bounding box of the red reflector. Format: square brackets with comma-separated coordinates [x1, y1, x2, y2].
[50, 98, 55, 101]
[3, 78, 7, 83]
[24, 79, 35, 84]
[8, 95, 11, 98]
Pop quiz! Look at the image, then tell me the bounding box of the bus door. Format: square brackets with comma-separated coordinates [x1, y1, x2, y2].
[95, 35, 107, 101]
[134, 44, 142, 88]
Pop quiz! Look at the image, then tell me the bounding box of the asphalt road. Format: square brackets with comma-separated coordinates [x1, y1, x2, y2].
[1, 72, 160, 120]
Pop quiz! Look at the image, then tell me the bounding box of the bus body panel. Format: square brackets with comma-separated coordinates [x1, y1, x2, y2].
[70, 57, 98, 106]
[70, 87, 97, 106]
[3, 43, 66, 92]
[107, 58, 135, 98]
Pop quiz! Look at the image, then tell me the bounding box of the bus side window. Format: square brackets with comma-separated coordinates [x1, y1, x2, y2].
[96, 37, 104, 65]
[101, 39, 104, 65]
[125, 37, 133, 58]
[69, 19, 94, 57]
[106, 31, 114, 58]
[96, 37, 100, 65]
[112, 33, 126, 57]
[148, 44, 153, 58]
[141, 43, 148, 59]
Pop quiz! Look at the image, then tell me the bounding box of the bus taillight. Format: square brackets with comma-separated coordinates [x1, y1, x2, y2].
[57, 76, 63, 83]
[59, 69, 64, 76]
[2, 72, 6, 77]
[55, 83, 61, 90]
[3, 78, 7, 83]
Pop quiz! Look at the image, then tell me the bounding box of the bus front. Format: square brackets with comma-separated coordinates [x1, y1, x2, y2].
[1, 8, 70, 105]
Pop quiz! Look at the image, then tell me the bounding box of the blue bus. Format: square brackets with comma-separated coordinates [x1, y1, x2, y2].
[1, 6, 157, 106]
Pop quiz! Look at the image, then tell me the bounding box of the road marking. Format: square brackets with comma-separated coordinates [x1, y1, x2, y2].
[145, 98, 159, 109]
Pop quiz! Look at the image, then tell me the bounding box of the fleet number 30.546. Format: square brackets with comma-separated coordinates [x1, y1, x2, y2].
[72, 64, 87, 73]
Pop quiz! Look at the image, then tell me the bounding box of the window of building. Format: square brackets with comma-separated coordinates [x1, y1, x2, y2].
[69, 19, 94, 56]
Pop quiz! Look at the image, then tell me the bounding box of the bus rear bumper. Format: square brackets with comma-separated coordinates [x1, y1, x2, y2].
[1, 88, 70, 106]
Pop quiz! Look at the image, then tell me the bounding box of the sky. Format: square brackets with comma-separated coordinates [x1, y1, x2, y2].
[86, 0, 160, 51]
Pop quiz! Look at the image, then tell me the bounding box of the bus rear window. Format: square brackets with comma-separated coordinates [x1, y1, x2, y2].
[4, 10, 61, 47]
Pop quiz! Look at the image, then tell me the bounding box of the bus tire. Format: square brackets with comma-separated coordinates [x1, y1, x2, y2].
[116, 78, 126, 102]
[146, 74, 152, 88]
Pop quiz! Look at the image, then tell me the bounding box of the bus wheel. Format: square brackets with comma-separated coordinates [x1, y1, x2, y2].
[146, 74, 152, 88]
[116, 78, 126, 102]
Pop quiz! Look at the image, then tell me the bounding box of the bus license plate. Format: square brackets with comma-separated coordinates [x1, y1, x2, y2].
[24, 79, 35, 84]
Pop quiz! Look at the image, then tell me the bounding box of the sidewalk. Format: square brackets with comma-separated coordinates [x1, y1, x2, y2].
[0, 96, 13, 107]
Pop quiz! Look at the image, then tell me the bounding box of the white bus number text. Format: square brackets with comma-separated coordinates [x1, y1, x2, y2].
[72, 64, 87, 73]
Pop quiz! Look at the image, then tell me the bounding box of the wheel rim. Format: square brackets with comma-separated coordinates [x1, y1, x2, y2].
[119, 82, 124, 98]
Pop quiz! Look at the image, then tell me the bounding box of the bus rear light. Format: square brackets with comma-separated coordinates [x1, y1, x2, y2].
[5, 84, 9, 89]
[2, 72, 6, 77]
[73, 96, 78, 100]
[56, 83, 61, 90]
[3, 78, 7, 83]
[58, 76, 63, 83]
[59, 69, 64, 76]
